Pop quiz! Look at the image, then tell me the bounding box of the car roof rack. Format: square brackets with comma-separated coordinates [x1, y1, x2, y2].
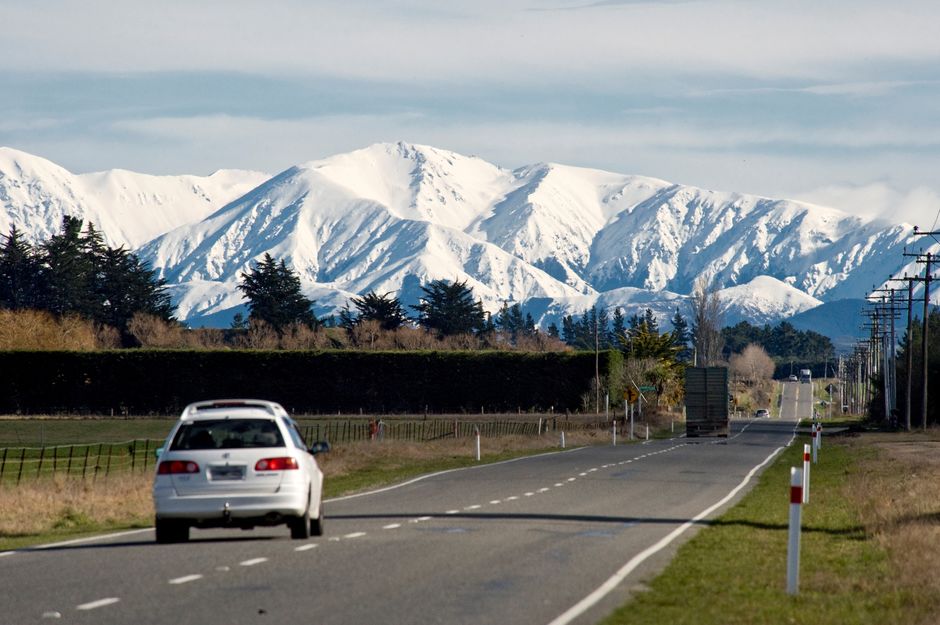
[181, 399, 288, 419]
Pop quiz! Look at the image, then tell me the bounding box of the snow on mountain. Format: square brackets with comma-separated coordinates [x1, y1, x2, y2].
[715, 276, 822, 326]
[140, 155, 585, 321]
[0, 142, 922, 332]
[0, 147, 267, 248]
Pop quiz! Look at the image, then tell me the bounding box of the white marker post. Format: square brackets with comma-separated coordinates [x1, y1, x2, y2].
[474, 427, 481, 461]
[612, 421, 617, 446]
[816, 422, 823, 450]
[645, 424, 649, 441]
[812, 426, 818, 464]
[787, 467, 803, 595]
[560, 431, 566, 449]
[802, 444, 811, 504]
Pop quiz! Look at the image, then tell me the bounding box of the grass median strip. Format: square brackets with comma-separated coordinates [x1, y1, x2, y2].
[600, 427, 940, 625]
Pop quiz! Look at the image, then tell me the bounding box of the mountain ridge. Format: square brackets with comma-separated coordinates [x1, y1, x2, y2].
[2, 142, 932, 333]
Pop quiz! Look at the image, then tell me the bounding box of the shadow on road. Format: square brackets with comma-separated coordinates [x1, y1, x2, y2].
[327, 511, 864, 537]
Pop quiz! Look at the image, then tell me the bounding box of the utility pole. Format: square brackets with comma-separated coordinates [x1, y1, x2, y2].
[910, 226, 938, 431]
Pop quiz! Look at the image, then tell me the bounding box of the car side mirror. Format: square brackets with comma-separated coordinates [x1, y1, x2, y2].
[155, 447, 164, 459]
[309, 441, 330, 455]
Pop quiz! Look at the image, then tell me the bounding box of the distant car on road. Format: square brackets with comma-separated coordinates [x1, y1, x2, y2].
[788, 374, 798, 382]
[152, 399, 329, 543]
[755, 409, 770, 419]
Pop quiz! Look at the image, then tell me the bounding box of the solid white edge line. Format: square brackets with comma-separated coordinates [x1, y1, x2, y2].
[0, 528, 153, 557]
[76, 597, 120, 610]
[168, 574, 203, 585]
[546, 425, 798, 625]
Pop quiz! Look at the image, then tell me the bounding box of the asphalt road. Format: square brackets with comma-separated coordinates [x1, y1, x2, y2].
[1, 419, 797, 625]
[780, 380, 815, 420]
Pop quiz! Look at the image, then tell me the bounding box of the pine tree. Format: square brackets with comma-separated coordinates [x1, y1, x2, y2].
[411, 279, 485, 337]
[349, 290, 408, 330]
[36, 216, 94, 316]
[610, 307, 626, 349]
[0, 225, 39, 310]
[670, 306, 691, 361]
[93, 245, 174, 331]
[237, 253, 317, 333]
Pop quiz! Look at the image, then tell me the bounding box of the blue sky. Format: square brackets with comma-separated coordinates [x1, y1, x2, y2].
[3, 0, 940, 226]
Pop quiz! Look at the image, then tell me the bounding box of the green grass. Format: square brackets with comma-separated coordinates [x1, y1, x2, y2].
[0, 418, 175, 447]
[600, 436, 919, 625]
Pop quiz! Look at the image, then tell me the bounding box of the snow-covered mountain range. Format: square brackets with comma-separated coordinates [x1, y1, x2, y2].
[1, 142, 932, 332]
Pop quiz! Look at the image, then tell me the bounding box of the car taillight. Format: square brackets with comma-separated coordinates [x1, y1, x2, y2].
[255, 457, 299, 471]
[157, 460, 200, 475]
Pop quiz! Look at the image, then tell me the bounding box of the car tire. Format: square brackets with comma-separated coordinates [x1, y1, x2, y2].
[155, 518, 190, 544]
[310, 512, 324, 537]
[290, 496, 313, 540]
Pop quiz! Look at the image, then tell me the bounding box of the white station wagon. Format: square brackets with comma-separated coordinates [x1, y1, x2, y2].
[152, 399, 329, 543]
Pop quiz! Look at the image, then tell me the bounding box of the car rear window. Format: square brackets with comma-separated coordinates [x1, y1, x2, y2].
[170, 419, 285, 450]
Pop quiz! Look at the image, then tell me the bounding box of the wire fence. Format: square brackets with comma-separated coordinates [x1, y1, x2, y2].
[0, 439, 164, 485]
[0, 416, 612, 485]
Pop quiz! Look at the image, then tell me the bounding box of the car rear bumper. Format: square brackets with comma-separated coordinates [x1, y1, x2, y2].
[153, 487, 308, 523]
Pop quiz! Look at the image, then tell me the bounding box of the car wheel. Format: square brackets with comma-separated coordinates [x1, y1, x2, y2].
[155, 518, 190, 544]
[290, 496, 313, 540]
[310, 512, 324, 537]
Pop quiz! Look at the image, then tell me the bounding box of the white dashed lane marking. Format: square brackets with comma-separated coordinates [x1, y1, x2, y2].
[295, 543, 318, 551]
[168, 574, 203, 585]
[465, 504, 482, 510]
[240, 558, 268, 567]
[76, 598, 120, 611]
[343, 532, 367, 539]
[445, 509, 460, 515]
[383, 523, 402, 529]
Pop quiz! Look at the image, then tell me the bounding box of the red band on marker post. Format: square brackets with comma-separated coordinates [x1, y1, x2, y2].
[790, 484, 803, 504]
[803, 451, 810, 462]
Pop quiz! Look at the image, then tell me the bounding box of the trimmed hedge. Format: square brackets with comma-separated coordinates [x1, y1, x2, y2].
[0, 350, 620, 415]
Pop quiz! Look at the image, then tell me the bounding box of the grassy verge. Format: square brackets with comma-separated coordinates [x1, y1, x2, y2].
[601, 426, 940, 625]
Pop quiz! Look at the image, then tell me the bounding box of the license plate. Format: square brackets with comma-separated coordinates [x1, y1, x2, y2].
[210, 466, 245, 481]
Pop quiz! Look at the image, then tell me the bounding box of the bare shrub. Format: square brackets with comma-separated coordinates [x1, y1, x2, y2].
[347, 319, 384, 350]
[0, 309, 97, 350]
[184, 327, 228, 349]
[514, 332, 569, 353]
[729, 343, 775, 386]
[236, 320, 279, 349]
[126, 313, 188, 348]
[94, 323, 122, 349]
[277, 323, 326, 350]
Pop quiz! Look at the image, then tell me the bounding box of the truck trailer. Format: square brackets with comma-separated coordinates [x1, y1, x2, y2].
[684, 366, 730, 437]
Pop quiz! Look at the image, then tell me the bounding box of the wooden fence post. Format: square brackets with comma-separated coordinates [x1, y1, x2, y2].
[82, 445, 90, 480]
[17, 448, 26, 485]
[67, 444, 74, 476]
[0, 447, 7, 482]
[105, 444, 113, 477]
[37, 446, 45, 478]
[93, 444, 102, 482]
